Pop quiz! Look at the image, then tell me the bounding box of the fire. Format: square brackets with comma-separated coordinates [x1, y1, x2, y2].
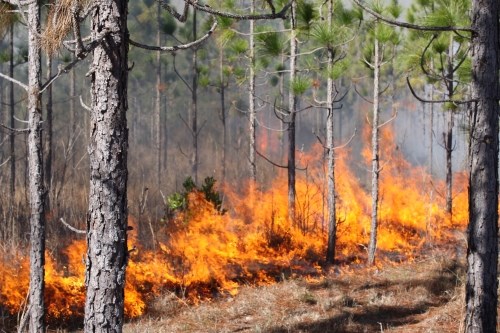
[0, 125, 468, 323]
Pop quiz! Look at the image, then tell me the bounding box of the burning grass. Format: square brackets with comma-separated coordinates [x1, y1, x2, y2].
[0, 126, 470, 330]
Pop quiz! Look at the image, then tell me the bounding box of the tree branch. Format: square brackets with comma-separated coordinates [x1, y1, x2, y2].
[185, 0, 292, 20]
[406, 76, 476, 104]
[129, 19, 217, 52]
[60, 218, 86, 234]
[0, 72, 28, 91]
[351, 0, 474, 33]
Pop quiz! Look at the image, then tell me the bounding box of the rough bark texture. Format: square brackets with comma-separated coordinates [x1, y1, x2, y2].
[84, 1, 129, 332]
[248, 0, 256, 183]
[367, 39, 380, 266]
[464, 0, 499, 331]
[219, 50, 227, 187]
[325, 0, 336, 265]
[27, 1, 45, 331]
[287, 0, 297, 224]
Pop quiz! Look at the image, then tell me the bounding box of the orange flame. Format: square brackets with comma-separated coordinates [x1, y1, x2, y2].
[0, 125, 468, 321]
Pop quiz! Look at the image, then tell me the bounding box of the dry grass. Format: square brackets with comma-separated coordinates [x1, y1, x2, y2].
[123, 250, 471, 333]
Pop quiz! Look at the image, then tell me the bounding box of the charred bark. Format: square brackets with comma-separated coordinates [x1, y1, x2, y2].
[464, 0, 499, 331]
[84, 0, 129, 331]
[248, 0, 256, 183]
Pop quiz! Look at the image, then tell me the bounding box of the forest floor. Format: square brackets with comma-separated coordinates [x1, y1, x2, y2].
[121, 247, 481, 333]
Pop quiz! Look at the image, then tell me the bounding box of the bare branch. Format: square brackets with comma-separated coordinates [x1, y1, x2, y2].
[334, 128, 357, 150]
[159, 0, 189, 22]
[79, 95, 91, 111]
[256, 149, 288, 168]
[406, 76, 476, 104]
[185, 0, 292, 20]
[0, 122, 29, 133]
[351, 0, 474, 33]
[60, 218, 86, 234]
[129, 19, 217, 52]
[378, 108, 398, 128]
[0, 72, 28, 91]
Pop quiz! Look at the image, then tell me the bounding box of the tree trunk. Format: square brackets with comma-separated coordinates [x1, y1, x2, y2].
[367, 38, 380, 266]
[45, 56, 53, 210]
[9, 23, 15, 199]
[464, 0, 499, 331]
[190, 10, 199, 184]
[155, 0, 162, 187]
[445, 35, 454, 216]
[287, 0, 297, 224]
[70, 54, 76, 172]
[84, 1, 129, 331]
[219, 50, 227, 188]
[248, 0, 256, 183]
[325, 0, 337, 265]
[27, 1, 46, 331]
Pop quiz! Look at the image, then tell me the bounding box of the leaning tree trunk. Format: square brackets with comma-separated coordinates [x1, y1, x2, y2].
[325, 0, 337, 265]
[367, 38, 380, 266]
[84, 1, 129, 331]
[287, 0, 297, 224]
[27, 1, 46, 331]
[248, 0, 256, 183]
[464, 0, 499, 331]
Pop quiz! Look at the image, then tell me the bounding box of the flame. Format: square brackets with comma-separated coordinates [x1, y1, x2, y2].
[0, 125, 468, 322]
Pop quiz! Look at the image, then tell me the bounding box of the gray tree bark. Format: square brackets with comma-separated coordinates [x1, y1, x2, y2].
[248, 0, 256, 183]
[219, 50, 227, 187]
[155, 0, 162, 187]
[9, 23, 15, 199]
[367, 38, 380, 266]
[287, 0, 297, 224]
[27, 1, 46, 331]
[444, 35, 454, 216]
[464, 0, 499, 331]
[84, 0, 129, 331]
[325, 0, 337, 265]
[44, 56, 53, 209]
[190, 10, 199, 184]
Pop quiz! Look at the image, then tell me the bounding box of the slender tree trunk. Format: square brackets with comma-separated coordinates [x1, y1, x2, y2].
[70, 54, 76, 172]
[367, 38, 380, 266]
[219, 50, 227, 187]
[155, 0, 162, 187]
[248, 0, 256, 183]
[27, 1, 46, 331]
[190, 10, 199, 184]
[464, 0, 499, 331]
[445, 35, 454, 217]
[325, 0, 337, 265]
[287, 0, 297, 224]
[84, 1, 129, 331]
[9, 23, 15, 199]
[45, 56, 53, 210]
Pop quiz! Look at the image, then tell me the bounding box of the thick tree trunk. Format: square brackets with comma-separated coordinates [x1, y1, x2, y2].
[248, 0, 256, 183]
[325, 0, 337, 265]
[287, 0, 297, 224]
[84, 1, 129, 331]
[464, 0, 499, 331]
[367, 39, 380, 266]
[27, 1, 45, 331]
